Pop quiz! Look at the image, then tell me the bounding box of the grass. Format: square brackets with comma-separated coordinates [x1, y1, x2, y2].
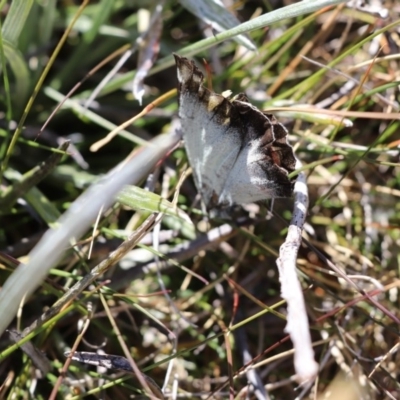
[0, 0, 399, 399]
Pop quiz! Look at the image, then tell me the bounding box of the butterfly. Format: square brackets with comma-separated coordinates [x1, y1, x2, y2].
[174, 54, 296, 211]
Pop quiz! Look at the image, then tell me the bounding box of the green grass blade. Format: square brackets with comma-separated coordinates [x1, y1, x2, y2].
[2, 0, 34, 45]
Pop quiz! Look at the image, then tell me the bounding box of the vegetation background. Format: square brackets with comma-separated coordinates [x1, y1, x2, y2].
[0, 0, 399, 399]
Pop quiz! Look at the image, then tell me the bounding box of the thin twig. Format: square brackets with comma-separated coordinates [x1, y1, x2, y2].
[276, 160, 318, 383]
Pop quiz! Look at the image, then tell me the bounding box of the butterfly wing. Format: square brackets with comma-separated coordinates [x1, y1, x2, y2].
[175, 54, 242, 207]
[219, 99, 296, 205]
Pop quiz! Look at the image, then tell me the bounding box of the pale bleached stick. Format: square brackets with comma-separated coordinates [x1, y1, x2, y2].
[276, 160, 318, 383]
